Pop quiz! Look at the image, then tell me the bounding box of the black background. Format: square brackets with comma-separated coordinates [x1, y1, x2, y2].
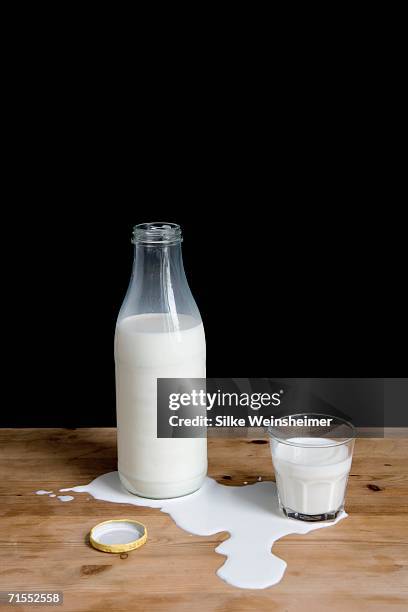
[4, 41, 406, 426]
[9, 205, 404, 427]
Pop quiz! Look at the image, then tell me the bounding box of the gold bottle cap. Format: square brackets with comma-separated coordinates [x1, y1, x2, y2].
[90, 519, 147, 553]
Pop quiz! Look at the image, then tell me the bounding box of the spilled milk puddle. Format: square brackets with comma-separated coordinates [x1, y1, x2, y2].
[36, 473, 345, 589]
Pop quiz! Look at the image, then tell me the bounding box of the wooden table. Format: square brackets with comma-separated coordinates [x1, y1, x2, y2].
[0, 429, 407, 611]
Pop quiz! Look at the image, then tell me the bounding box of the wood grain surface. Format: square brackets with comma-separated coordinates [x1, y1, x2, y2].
[0, 429, 407, 611]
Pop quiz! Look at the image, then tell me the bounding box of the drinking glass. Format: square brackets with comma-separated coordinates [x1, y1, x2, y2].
[268, 413, 355, 521]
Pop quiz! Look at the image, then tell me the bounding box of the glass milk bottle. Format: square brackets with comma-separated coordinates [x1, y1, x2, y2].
[115, 222, 207, 498]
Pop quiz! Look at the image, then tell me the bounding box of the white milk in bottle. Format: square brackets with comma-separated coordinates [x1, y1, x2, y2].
[115, 223, 207, 498]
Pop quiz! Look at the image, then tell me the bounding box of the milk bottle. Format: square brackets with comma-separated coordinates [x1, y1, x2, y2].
[115, 223, 207, 498]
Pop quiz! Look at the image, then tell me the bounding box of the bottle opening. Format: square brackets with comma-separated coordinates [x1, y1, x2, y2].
[132, 222, 182, 245]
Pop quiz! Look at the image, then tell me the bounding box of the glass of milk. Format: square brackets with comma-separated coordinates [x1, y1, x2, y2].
[268, 414, 355, 521]
[115, 223, 207, 499]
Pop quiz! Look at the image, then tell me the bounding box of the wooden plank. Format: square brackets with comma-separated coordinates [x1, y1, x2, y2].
[0, 429, 407, 611]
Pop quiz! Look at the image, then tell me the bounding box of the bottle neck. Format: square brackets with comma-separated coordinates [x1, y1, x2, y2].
[127, 242, 197, 320]
[132, 242, 186, 285]
[131, 222, 186, 305]
[118, 223, 201, 324]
